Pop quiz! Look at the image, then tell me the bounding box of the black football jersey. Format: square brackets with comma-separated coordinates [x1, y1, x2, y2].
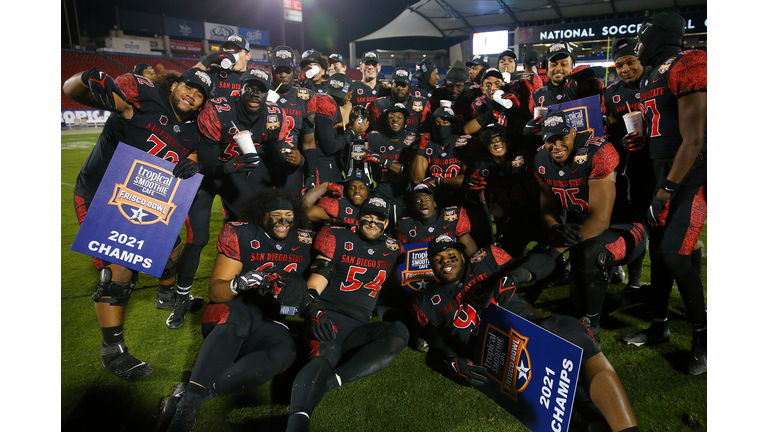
[473, 152, 538, 219]
[316, 196, 359, 229]
[639, 50, 707, 159]
[428, 87, 476, 131]
[75, 73, 200, 199]
[367, 130, 418, 202]
[349, 80, 391, 107]
[209, 67, 244, 99]
[395, 206, 471, 245]
[533, 133, 633, 225]
[273, 86, 317, 148]
[313, 226, 403, 323]
[415, 133, 468, 180]
[411, 83, 433, 100]
[368, 95, 430, 134]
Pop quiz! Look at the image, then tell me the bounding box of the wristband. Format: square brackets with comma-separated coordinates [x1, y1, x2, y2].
[659, 179, 679, 195]
[229, 279, 239, 295]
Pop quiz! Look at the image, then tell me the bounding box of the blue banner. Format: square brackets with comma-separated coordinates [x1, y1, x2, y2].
[61, 109, 112, 127]
[164, 16, 205, 39]
[71, 143, 202, 278]
[240, 27, 270, 47]
[474, 304, 583, 432]
[397, 242, 436, 293]
[545, 94, 604, 138]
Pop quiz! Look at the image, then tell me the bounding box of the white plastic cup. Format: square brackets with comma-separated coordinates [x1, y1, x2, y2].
[266, 90, 280, 103]
[220, 52, 239, 70]
[502, 71, 512, 83]
[440, 100, 452, 108]
[623, 111, 644, 138]
[492, 90, 513, 109]
[533, 106, 548, 119]
[306, 65, 321, 79]
[233, 130, 256, 155]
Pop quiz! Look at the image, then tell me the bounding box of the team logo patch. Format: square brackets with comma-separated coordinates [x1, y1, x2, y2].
[612, 95, 621, 104]
[173, 125, 181, 133]
[482, 169, 490, 176]
[297, 88, 310, 100]
[344, 241, 354, 251]
[428, 227, 434, 233]
[219, 71, 228, 79]
[250, 240, 260, 249]
[160, 115, 168, 125]
[386, 237, 399, 251]
[368, 248, 374, 255]
[345, 207, 353, 215]
[431, 294, 441, 305]
[409, 229, 417, 237]
[275, 244, 283, 251]
[298, 230, 313, 244]
[380, 146, 387, 153]
[470, 250, 486, 263]
[412, 101, 423, 112]
[228, 126, 238, 135]
[511, 155, 524, 167]
[404, 135, 415, 145]
[108, 160, 180, 225]
[426, 148, 433, 155]
[574, 147, 588, 165]
[266, 115, 279, 130]
[443, 209, 457, 222]
[481, 324, 532, 401]
[357, 88, 364, 95]
[658, 56, 675, 75]
[539, 166, 546, 175]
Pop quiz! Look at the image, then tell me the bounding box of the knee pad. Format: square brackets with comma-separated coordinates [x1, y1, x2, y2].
[570, 239, 610, 274]
[92, 268, 133, 306]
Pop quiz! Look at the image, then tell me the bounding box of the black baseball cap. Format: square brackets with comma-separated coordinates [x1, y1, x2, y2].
[445, 67, 469, 84]
[326, 72, 353, 99]
[611, 38, 637, 61]
[329, 53, 346, 65]
[362, 51, 380, 65]
[299, 49, 324, 69]
[411, 182, 434, 197]
[432, 106, 458, 122]
[383, 102, 410, 118]
[133, 63, 153, 75]
[546, 42, 573, 62]
[427, 234, 466, 258]
[343, 168, 373, 188]
[482, 68, 504, 81]
[498, 48, 517, 61]
[240, 67, 272, 91]
[541, 110, 574, 142]
[222, 35, 249, 52]
[180, 68, 213, 98]
[466, 55, 490, 68]
[360, 197, 390, 220]
[391, 67, 412, 84]
[523, 51, 540, 65]
[272, 45, 296, 69]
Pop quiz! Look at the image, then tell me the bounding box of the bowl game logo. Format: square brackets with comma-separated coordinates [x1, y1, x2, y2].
[398, 244, 437, 292]
[511, 155, 524, 167]
[412, 100, 423, 112]
[480, 324, 532, 401]
[195, 70, 212, 87]
[108, 161, 180, 225]
[574, 147, 588, 165]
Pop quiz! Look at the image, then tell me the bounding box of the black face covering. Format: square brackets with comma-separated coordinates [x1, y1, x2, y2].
[433, 124, 454, 143]
[637, 13, 686, 68]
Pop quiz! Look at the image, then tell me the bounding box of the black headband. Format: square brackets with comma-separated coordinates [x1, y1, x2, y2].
[265, 196, 294, 214]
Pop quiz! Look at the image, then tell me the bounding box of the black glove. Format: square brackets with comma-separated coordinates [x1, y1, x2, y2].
[200, 51, 238, 68]
[224, 153, 261, 174]
[494, 276, 518, 305]
[551, 223, 584, 247]
[303, 174, 317, 190]
[81, 67, 126, 111]
[229, 269, 268, 294]
[299, 67, 317, 90]
[647, 195, 670, 228]
[423, 176, 443, 187]
[622, 131, 646, 153]
[523, 115, 543, 135]
[310, 310, 338, 341]
[173, 157, 201, 179]
[362, 151, 392, 169]
[445, 357, 488, 387]
[466, 170, 485, 192]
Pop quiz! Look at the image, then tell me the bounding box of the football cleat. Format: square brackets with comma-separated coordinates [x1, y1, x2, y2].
[100, 342, 154, 381]
[158, 383, 186, 432]
[166, 295, 200, 329]
[167, 393, 202, 432]
[688, 344, 707, 375]
[155, 287, 176, 309]
[621, 320, 671, 346]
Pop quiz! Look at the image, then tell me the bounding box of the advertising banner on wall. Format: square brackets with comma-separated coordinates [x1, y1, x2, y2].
[104, 37, 153, 54]
[204, 22, 239, 42]
[240, 27, 270, 47]
[164, 16, 205, 39]
[61, 109, 112, 127]
[169, 40, 203, 53]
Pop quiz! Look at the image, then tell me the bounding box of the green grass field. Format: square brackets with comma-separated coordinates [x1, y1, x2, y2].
[61, 130, 706, 432]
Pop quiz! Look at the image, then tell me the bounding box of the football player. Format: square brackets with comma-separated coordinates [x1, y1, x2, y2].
[285, 198, 408, 432]
[463, 68, 525, 139]
[63, 66, 212, 380]
[620, 13, 708, 375]
[534, 111, 647, 343]
[428, 67, 475, 131]
[303, 169, 373, 229]
[168, 68, 293, 329]
[193, 35, 251, 98]
[349, 51, 391, 107]
[271, 45, 321, 190]
[465, 54, 490, 86]
[133, 63, 156, 80]
[412, 236, 639, 432]
[327, 53, 347, 75]
[367, 66, 431, 134]
[161, 189, 313, 432]
[412, 58, 439, 99]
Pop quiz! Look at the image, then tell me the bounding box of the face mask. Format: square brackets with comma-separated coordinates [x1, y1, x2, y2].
[434, 124, 454, 142]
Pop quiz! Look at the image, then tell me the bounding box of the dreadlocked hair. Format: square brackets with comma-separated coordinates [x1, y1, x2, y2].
[240, 188, 311, 230]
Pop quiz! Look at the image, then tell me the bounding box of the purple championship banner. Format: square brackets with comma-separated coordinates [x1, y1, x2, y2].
[71, 142, 202, 278]
[545, 94, 604, 138]
[474, 304, 583, 432]
[397, 242, 436, 292]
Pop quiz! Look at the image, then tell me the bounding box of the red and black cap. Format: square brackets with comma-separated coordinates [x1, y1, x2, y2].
[222, 35, 249, 52]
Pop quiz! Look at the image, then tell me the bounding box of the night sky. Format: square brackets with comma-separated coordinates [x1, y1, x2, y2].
[62, 0, 423, 56]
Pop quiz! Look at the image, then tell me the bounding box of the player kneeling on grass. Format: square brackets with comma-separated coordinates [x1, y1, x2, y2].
[412, 236, 640, 432]
[160, 189, 313, 432]
[285, 197, 408, 432]
[62, 65, 212, 381]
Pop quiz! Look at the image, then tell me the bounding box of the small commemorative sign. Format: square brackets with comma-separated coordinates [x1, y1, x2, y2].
[71, 143, 202, 277]
[545, 94, 604, 138]
[397, 242, 436, 292]
[474, 304, 583, 432]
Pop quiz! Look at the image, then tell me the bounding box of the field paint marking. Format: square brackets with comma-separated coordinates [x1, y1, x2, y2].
[61, 182, 75, 187]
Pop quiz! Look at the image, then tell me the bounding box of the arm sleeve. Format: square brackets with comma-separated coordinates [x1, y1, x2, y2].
[313, 226, 336, 260]
[216, 223, 241, 261]
[455, 208, 472, 238]
[669, 50, 707, 97]
[588, 143, 619, 180]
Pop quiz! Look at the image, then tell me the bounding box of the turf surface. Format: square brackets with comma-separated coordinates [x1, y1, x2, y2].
[61, 130, 706, 431]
